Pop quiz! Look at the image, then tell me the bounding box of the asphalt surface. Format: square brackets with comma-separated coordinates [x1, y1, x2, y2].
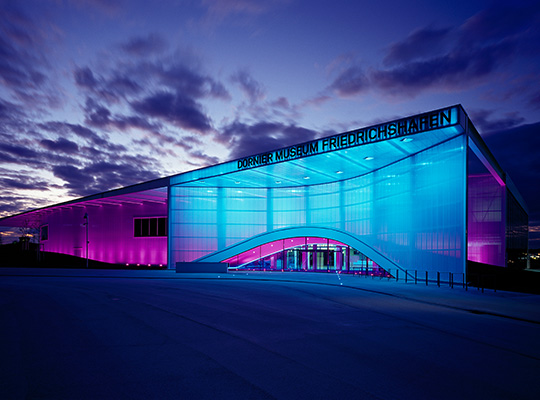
[1, 268, 539, 399]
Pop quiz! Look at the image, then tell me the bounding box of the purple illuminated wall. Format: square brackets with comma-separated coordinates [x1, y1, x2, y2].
[467, 148, 506, 267]
[40, 202, 167, 265]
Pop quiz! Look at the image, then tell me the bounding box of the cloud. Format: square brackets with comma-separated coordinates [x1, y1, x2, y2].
[218, 120, 318, 159]
[40, 138, 79, 154]
[459, 3, 540, 46]
[469, 109, 525, 133]
[383, 27, 452, 66]
[0, 142, 39, 159]
[68, 0, 123, 17]
[131, 91, 212, 133]
[185, 150, 220, 167]
[73, 66, 142, 103]
[231, 69, 265, 103]
[529, 91, 540, 109]
[328, 66, 368, 97]
[51, 158, 161, 197]
[0, 177, 50, 191]
[151, 62, 230, 101]
[119, 33, 168, 56]
[74, 67, 98, 89]
[200, 0, 287, 19]
[0, 3, 61, 109]
[326, 3, 540, 99]
[371, 41, 515, 95]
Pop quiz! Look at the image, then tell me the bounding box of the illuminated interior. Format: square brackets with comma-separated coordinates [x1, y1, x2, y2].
[223, 236, 389, 276]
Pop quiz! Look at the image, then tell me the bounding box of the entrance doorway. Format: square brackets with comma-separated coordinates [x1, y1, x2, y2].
[224, 236, 390, 276]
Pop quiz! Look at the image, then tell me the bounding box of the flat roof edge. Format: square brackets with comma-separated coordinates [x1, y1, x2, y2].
[0, 176, 170, 225]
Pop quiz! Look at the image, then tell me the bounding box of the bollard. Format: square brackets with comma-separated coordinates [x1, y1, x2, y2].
[396, 269, 399, 282]
[437, 271, 440, 287]
[450, 272, 453, 289]
[415, 270, 417, 285]
[425, 271, 428, 286]
[405, 270, 408, 284]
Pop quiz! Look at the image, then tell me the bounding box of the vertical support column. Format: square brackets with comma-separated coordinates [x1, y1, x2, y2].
[346, 246, 350, 273]
[326, 238, 330, 270]
[217, 187, 226, 251]
[339, 180, 345, 231]
[305, 186, 311, 226]
[266, 187, 273, 233]
[313, 244, 317, 271]
[464, 135, 469, 277]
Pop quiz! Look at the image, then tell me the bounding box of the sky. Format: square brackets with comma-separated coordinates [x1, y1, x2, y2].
[0, 0, 539, 246]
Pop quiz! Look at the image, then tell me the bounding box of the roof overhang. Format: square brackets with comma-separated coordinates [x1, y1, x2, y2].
[171, 105, 466, 190]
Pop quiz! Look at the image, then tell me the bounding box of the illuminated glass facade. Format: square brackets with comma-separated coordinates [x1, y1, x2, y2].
[0, 105, 528, 275]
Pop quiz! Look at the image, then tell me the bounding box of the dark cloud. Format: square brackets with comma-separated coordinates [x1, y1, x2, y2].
[40, 138, 79, 154]
[185, 150, 220, 167]
[82, 98, 158, 133]
[0, 142, 39, 159]
[459, 3, 540, 46]
[120, 33, 168, 56]
[383, 27, 452, 66]
[69, 0, 123, 17]
[52, 158, 161, 197]
[0, 3, 59, 110]
[131, 91, 212, 133]
[231, 69, 265, 103]
[38, 119, 114, 149]
[328, 3, 540, 98]
[0, 176, 49, 191]
[372, 41, 515, 94]
[529, 91, 540, 109]
[52, 164, 90, 192]
[152, 63, 230, 101]
[469, 109, 525, 133]
[73, 67, 142, 103]
[218, 121, 318, 159]
[329, 66, 368, 97]
[74, 67, 98, 88]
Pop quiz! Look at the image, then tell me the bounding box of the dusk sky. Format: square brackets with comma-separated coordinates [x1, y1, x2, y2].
[1, 0, 539, 245]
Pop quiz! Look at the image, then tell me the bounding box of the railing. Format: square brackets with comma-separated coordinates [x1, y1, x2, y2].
[350, 267, 497, 293]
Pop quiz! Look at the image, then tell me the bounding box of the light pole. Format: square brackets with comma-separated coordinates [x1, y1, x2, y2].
[83, 212, 89, 268]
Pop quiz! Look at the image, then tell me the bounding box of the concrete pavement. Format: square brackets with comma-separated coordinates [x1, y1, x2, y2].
[1, 268, 539, 399]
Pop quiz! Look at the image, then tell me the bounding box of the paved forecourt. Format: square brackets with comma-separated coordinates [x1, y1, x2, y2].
[1, 268, 539, 399]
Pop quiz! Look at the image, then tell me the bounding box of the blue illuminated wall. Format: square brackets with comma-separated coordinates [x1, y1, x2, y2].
[170, 135, 467, 274]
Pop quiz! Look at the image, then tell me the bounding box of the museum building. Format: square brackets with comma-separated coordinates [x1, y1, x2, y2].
[0, 105, 529, 275]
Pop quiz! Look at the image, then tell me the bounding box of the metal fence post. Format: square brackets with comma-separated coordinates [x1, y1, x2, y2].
[415, 270, 417, 285]
[425, 271, 428, 286]
[405, 270, 408, 284]
[437, 271, 440, 287]
[396, 269, 399, 282]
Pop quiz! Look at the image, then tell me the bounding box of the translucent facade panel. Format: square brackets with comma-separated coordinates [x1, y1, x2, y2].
[170, 135, 467, 272]
[467, 148, 506, 267]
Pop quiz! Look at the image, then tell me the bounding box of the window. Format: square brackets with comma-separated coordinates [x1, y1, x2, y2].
[134, 217, 167, 237]
[40, 225, 49, 241]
